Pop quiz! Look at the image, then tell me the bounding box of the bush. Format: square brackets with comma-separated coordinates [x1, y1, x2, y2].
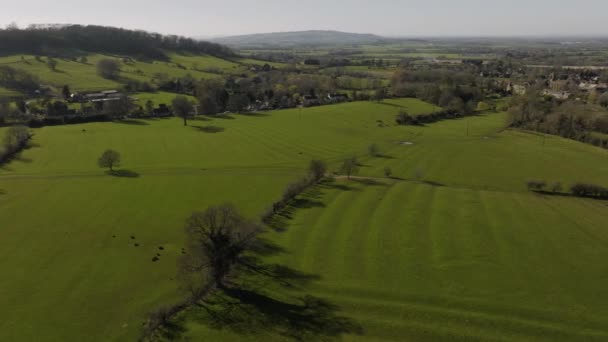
[570, 183, 608, 199]
[526, 180, 547, 191]
[309, 160, 327, 182]
[368, 143, 380, 157]
[551, 182, 563, 194]
[384, 167, 392, 178]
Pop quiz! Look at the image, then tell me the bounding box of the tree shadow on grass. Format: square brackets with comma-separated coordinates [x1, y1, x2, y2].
[378, 102, 404, 108]
[215, 114, 235, 120]
[197, 289, 362, 341]
[351, 178, 388, 187]
[189, 243, 362, 341]
[0, 142, 37, 168]
[319, 179, 359, 192]
[192, 125, 225, 133]
[190, 115, 211, 122]
[376, 154, 396, 159]
[107, 169, 140, 178]
[152, 314, 188, 341]
[234, 112, 271, 118]
[0, 189, 6, 195]
[114, 119, 149, 126]
[421, 180, 445, 187]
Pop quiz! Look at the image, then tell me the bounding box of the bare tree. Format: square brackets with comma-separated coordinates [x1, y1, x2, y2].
[368, 143, 381, 157]
[309, 159, 327, 182]
[172, 96, 193, 126]
[340, 157, 359, 179]
[178, 204, 258, 289]
[46, 58, 58, 71]
[144, 100, 154, 115]
[384, 167, 392, 178]
[98, 149, 121, 172]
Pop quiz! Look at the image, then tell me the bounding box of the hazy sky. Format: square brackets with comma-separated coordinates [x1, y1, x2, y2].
[2, 0, 607, 37]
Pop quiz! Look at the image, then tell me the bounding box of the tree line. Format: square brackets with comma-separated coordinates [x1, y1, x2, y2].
[527, 180, 608, 200]
[0, 25, 234, 60]
[509, 90, 608, 149]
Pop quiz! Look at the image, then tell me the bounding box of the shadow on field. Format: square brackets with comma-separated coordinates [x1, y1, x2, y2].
[190, 115, 211, 122]
[320, 179, 359, 192]
[188, 239, 362, 340]
[215, 114, 235, 120]
[0, 189, 6, 195]
[0, 142, 37, 169]
[107, 169, 140, 178]
[378, 102, 404, 108]
[114, 119, 149, 126]
[376, 154, 396, 159]
[234, 112, 271, 118]
[351, 178, 388, 187]
[192, 125, 225, 133]
[421, 180, 446, 187]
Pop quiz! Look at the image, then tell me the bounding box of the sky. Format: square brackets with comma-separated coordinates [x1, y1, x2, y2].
[2, 0, 607, 38]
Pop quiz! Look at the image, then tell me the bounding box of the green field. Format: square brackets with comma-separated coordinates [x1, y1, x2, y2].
[1, 98, 608, 341]
[0, 54, 244, 93]
[133, 91, 197, 107]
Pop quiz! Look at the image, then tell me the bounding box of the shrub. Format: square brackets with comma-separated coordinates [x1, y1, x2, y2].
[526, 180, 547, 191]
[570, 183, 608, 199]
[551, 182, 563, 194]
[309, 160, 327, 182]
[368, 143, 380, 157]
[384, 167, 392, 178]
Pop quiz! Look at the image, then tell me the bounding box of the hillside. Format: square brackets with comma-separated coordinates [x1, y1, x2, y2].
[0, 25, 234, 60]
[2, 100, 608, 341]
[211, 30, 386, 47]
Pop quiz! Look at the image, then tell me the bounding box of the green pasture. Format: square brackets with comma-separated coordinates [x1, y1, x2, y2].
[1, 98, 608, 341]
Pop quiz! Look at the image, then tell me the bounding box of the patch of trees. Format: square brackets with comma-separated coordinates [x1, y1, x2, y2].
[509, 93, 608, 149]
[0, 125, 31, 164]
[0, 66, 40, 94]
[526, 180, 608, 200]
[391, 67, 483, 113]
[396, 109, 469, 126]
[570, 183, 608, 200]
[28, 114, 112, 128]
[0, 25, 234, 60]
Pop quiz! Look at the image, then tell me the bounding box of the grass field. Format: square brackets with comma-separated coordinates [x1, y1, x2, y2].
[132, 91, 197, 107]
[1, 98, 608, 341]
[0, 54, 240, 93]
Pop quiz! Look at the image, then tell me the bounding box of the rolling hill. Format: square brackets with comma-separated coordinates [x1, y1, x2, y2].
[211, 30, 387, 47]
[2, 99, 608, 341]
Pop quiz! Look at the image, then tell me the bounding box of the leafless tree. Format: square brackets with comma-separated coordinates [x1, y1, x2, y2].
[309, 160, 327, 182]
[178, 204, 258, 289]
[340, 157, 359, 179]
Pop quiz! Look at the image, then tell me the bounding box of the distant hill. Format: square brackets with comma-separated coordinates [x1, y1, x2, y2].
[0, 25, 234, 60]
[211, 30, 386, 47]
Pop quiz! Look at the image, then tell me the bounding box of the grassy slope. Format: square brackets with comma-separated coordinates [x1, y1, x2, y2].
[0, 98, 433, 341]
[1, 99, 608, 341]
[177, 109, 608, 341]
[0, 54, 233, 92]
